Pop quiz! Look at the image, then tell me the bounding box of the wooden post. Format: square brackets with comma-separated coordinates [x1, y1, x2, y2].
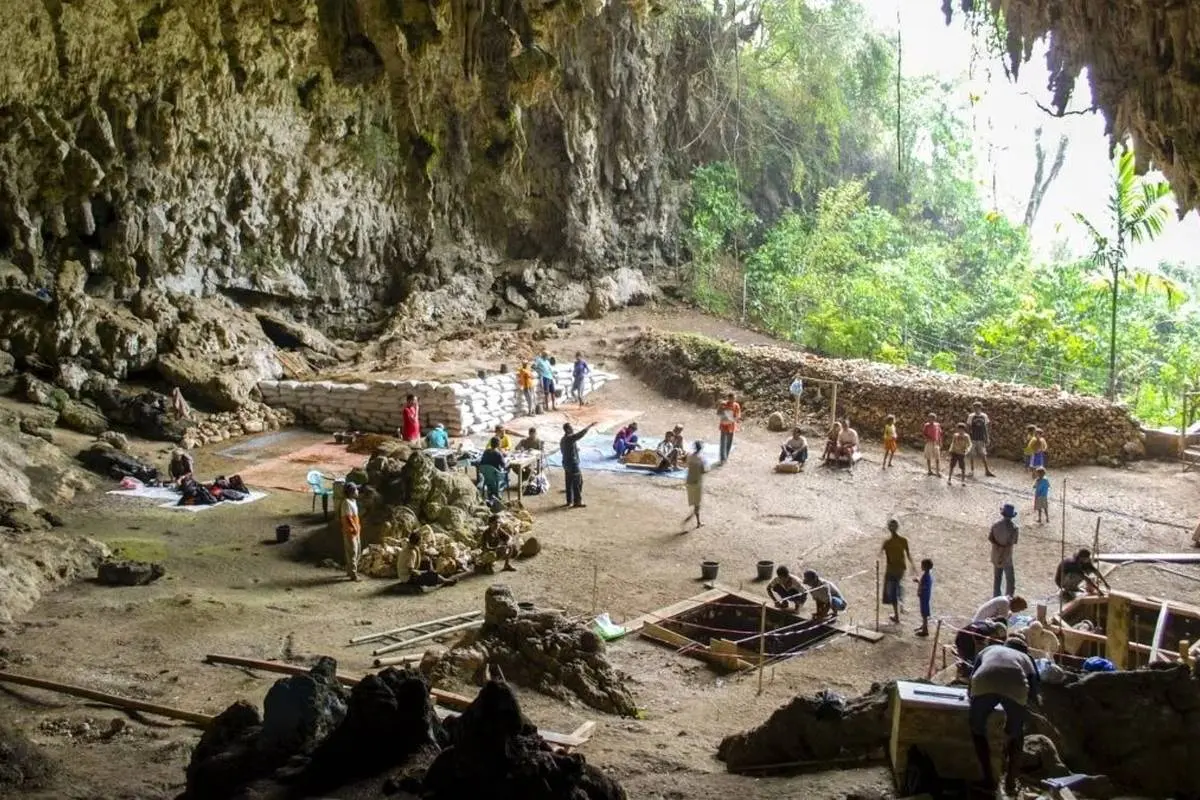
[1093, 517, 1101, 560]
[1060, 478, 1067, 567]
[757, 603, 767, 696]
[591, 564, 599, 616]
[1106, 594, 1130, 669]
[830, 383, 838, 429]
[793, 394, 800, 428]
[874, 561, 881, 632]
[1036, 603, 1047, 624]
[1180, 640, 1191, 665]
[1148, 602, 1171, 663]
[925, 619, 943, 679]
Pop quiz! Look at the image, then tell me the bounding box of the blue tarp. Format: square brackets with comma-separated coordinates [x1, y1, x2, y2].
[545, 433, 725, 478]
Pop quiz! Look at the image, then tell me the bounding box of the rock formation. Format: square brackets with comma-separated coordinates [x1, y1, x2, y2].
[0, 0, 703, 410]
[625, 330, 1144, 465]
[945, 2, 1200, 212]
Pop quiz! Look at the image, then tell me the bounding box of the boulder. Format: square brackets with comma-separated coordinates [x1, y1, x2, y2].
[96, 559, 165, 586]
[518, 536, 541, 558]
[0, 352, 14, 377]
[585, 267, 656, 318]
[259, 657, 349, 756]
[0, 531, 109, 623]
[767, 411, 787, 432]
[319, 416, 350, 433]
[58, 400, 108, 435]
[97, 431, 128, 451]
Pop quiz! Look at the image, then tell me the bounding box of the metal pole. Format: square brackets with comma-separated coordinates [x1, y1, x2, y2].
[757, 602, 767, 695]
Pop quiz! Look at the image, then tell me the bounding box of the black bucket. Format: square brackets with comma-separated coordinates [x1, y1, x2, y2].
[701, 561, 720, 581]
[756, 560, 775, 581]
[275, 524, 291, 544]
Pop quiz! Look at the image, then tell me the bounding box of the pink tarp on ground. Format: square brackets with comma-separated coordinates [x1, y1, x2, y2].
[234, 441, 369, 493]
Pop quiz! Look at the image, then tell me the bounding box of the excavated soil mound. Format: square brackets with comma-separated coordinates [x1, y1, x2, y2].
[0, 721, 54, 789]
[422, 586, 638, 717]
[624, 331, 1143, 465]
[1039, 664, 1200, 798]
[180, 658, 623, 799]
[716, 684, 892, 772]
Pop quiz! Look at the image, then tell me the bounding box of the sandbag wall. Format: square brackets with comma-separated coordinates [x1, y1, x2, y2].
[258, 367, 617, 436]
[624, 331, 1142, 466]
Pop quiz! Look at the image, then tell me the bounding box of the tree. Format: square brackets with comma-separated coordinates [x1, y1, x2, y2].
[1073, 147, 1176, 398]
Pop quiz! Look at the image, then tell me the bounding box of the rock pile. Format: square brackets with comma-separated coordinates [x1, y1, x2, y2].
[180, 659, 623, 800]
[95, 559, 165, 587]
[716, 684, 892, 773]
[259, 366, 618, 437]
[179, 403, 295, 450]
[625, 331, 1144, 465]
[421, 586, 638, 717]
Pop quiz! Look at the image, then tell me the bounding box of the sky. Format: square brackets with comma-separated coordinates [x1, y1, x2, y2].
[865, 0, 1200, 269]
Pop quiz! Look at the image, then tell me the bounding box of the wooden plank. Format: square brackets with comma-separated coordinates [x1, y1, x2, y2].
[371, 619, 483, 656]
[1094, 552, 1200, 564]
[1148, 602, 1171, 663]
[568, 721, 597, 741]
[1105, 595, 1130, 669]
[621, 588, 730, 633]
[0, 670, 212, 727]
[350, 610, 483, 645]
[833, 621, 884, 643]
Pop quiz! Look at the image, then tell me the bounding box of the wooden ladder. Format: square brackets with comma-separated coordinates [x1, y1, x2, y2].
[349, 610, 485, 657]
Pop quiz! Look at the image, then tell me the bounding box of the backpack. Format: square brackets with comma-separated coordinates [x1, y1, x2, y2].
[524, 474, 549, 496]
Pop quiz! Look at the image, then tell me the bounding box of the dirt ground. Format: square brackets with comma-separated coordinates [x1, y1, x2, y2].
[2, 308, 1198, 800]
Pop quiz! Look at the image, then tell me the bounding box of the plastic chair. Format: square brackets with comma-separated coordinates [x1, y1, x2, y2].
[306, 470, 333, 519]
[477, 464, 509, 502]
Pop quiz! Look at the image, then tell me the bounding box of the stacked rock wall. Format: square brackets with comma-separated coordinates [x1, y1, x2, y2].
[624, 331, 1142, 466]
[259, 367, 617, 436]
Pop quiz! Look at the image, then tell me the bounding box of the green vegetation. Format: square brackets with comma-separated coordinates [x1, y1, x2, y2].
[678, 0, 1198, 425]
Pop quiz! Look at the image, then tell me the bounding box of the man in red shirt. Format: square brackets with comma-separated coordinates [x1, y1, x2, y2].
[401, 394, 421, 442]
[922, 412, 942, 477]
[717, 392, 741, 463]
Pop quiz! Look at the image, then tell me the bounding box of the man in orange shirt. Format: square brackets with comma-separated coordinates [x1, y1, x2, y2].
[516, 362, 536, 415]
[341, 483, 362, 581]
[717, 392, 741, 463]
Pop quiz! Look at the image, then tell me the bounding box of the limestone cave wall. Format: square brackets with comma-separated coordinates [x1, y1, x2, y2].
[0, 0, 709, 400]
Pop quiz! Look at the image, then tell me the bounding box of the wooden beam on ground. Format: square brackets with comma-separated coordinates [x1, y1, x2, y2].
[1148, 602, 1172, 663]
[1094, 552, 1200, 564]
[0, 670, 213, 727]
[621, 587, 730, 634]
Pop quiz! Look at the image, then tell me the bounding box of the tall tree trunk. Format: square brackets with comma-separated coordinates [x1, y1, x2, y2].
[1108, 272, 1119, 399]
[1024, 127, 1069, 229]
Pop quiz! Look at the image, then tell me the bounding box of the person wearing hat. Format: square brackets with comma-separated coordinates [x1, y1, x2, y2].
[989, 503, 1020, 597]
[968, 637, 1039, 795]
[341, 483, 362, 581]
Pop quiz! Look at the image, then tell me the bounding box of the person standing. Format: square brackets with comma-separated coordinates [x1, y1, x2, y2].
[559, 421, 596, 508]
[516, 362, 537, 415]
[947, 422, 973, 486]
[967, 402, 996, 477]
[341, 483, 362, 581]
[401, 394, 421, 442]
[914, 558, 934, 637]
[922, 413, 943, 477]
[1033, 467, 1051, 523]
[880, 519, 916, 624]
[717, 392, 741, 463]
[989, 504, 1020, 598]
[968, 638, 1040, 795]
[533, 350, 557, 411]
[882, 414, 898, 468]
[682, 440, 708, 530]
[571, 352, 591, 406]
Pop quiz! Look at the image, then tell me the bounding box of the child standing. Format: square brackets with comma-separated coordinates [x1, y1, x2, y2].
[947, 422, 972, 486]
[1033, 428, 1048, 470]
[1023, 424, 1038, 473]
[1033, 467, 1051, 523]
[882, 414, 898, 468]
[922, 413, 943, 477]
[914, 558, 934, 637]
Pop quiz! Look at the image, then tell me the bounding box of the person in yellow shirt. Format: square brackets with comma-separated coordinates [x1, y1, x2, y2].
[516, 363, 537, 415]
[493, 425, 513, 451]
[882, 414, 898, 468]
[879, 519, 915, 623]
[341, 483, 362, 581]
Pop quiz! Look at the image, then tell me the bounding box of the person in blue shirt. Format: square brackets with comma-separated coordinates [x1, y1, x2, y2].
[571, 352, 590, 406]
[427, 423, 449, 449]
[914, 558, 934, 637]
[533, 350, 556, 411]
[1033, 467, 1051, 523]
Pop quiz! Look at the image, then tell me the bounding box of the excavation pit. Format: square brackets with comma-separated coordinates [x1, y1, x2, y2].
[627, 588, 878, 671]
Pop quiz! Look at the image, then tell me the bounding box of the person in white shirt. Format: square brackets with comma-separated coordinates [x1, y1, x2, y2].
[836, 419, 860, 461]
[972, 594, 1027, 623]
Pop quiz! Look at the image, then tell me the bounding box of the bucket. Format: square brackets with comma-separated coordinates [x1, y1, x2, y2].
[700, 561, 720, 581]
[517, 601, 535, 612]
[756, 560, 775, 581]
[275, 524, 291, 544]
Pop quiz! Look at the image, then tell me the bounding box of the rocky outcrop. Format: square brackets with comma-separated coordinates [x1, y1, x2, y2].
[0, 0, 702, 407]
[946, 2, 1200, 212]
[625, 330, 1144, 465]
